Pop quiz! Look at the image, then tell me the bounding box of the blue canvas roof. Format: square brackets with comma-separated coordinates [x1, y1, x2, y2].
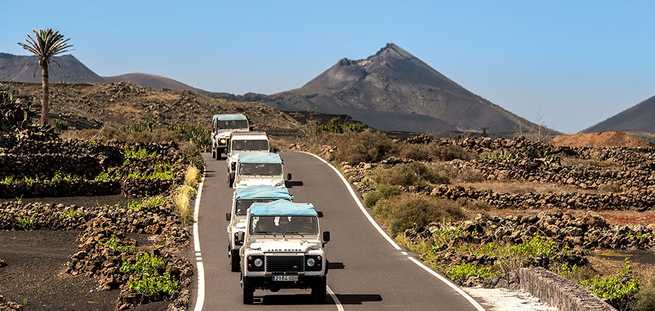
[212, 113, 248, 122]
[239, 152, 282, 164]
[250, 200, 317, 217]
[234, 185, 291, 200]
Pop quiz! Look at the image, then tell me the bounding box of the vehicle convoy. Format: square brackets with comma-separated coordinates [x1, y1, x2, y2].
[211, 113, 250, 160]
[226, 131, 270, 186]
[230, 152, 289, 189]
[226, 185, 293, 272]
[239, 200, 330, 304]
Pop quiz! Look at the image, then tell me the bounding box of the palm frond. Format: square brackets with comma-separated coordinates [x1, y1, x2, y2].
[17, 28, 73, 61]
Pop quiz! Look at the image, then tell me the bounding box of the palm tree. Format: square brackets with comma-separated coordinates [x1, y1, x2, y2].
[18, 28, 73, 126]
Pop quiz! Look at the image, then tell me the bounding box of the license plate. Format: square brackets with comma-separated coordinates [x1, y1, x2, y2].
[272, 275, 299, 282]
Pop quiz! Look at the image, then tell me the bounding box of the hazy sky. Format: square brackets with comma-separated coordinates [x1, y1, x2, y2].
[2, 0, 655, 133]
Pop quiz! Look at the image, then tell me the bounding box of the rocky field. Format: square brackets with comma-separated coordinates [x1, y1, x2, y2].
[287, 130, 655, 311]
[0, 88, 201, 310]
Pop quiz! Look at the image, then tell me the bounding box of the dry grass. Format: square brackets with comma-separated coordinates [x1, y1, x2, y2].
[184, 165, 199, 188]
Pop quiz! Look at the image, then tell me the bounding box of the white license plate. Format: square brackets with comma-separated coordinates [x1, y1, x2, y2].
[272, 275, 299, 282]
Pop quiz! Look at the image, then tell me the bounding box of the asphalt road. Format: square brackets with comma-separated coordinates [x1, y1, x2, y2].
[193, 152, 482, 310]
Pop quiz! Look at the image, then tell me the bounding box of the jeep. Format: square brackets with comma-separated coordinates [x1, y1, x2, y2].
[226, 131, 270, 186]
[239, 200, 330, 304]
[230, 152, 289, 189]
[211, 113, 249, 160]
[226, 185, 293, 272]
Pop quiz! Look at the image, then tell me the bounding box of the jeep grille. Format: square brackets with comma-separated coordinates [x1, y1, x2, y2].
[266, 255, 303, 273]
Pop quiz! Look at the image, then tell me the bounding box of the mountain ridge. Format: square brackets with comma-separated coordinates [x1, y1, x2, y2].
[265, 43, 551, 135]
[583, 96, 655, 134]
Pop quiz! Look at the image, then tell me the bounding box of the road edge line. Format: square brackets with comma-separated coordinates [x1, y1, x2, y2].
[193, 172, 206, 311]
[298, 151, 485, 311]
[327, 286, 345, 311]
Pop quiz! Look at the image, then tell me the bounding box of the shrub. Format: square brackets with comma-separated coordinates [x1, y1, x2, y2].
[447, 263, 494, 283]
[105, 235, 136, 253]
[634, 279, 655, 311]
[580, 260, 639, 309]
[174, 185, 196, 223]
[184, 165, 199, 188]
[120, 252, 178, 297]
[363, 184, 401, 208]
[399, 143, 471, 162]
[59, 208, 83, 220]
[128, 195, 167, 211]
[123, 147, 158, 163]
[373, 194, 465, 236]
[334, 131, 394, 163]
[376, 162, 449, 187]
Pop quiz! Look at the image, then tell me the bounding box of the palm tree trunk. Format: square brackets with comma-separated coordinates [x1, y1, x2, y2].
[40, 61, 49, 126]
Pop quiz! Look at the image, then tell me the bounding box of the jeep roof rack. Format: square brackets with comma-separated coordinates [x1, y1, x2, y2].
[234, 185, 291, 200]
[249, 199, 317, 217]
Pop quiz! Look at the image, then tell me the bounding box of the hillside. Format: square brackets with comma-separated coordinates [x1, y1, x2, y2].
[0, 53, 104, 84]
[0, 53, 208, 94]
[4, 82, 300, 132]
[104, 73, 208, 94]
[265, 43, 550, 135]
[583, 96, 655, 133]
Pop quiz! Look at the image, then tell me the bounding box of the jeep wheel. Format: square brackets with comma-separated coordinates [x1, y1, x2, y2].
[230, 250, 240, 272]
[311, 277, 327, 303]
[242, 278, 254, 304]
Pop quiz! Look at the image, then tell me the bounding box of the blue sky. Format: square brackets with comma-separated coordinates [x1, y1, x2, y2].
[2, 0, 655, 132]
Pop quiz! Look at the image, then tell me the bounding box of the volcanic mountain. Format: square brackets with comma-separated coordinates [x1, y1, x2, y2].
[583, 96, 655, 134]
[266, 43, 548, 135]
[0, 53, 206, 93]
[0, 53, 104, 84]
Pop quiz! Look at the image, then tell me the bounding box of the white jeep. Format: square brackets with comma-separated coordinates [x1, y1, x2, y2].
[226, 131, 270, 186]
[211, 113, 249, 160]
[225, 185, 293, 272]
[231, 152, 290, 189]
[238, 200, 330, 304]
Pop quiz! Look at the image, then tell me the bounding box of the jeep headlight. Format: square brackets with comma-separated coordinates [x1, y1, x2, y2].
[254, 258, 263, 267]
[247, 255, 265, 271]
[220, 139, 227, 144]
[305, 255, 322, 271]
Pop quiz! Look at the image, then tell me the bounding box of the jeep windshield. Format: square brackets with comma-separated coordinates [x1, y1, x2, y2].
[217, 120, 248, 130]
[236, 199, 277, 216]
[250, 216, 318, 236]
[232, 139, 269, 151]
[239, 163, 282, 176]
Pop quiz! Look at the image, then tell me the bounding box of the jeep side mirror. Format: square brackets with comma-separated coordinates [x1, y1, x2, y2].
[322, 231, 331, 243]
[236, 231, 245, 242]
[287, 173, 292, 181]
[225, 213, 231, 221]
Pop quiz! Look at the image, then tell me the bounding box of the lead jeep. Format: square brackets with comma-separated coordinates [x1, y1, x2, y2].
[231, 152, 289, 189]
[211, 113, 249, 160]
[239, 200, 330, 304]
[225, 185, 293, 272]
[226, 131, 270, 186]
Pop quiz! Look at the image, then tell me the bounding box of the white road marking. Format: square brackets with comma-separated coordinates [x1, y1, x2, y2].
[327, 286, 345, 311]
[193, 173, 206, 311]
[300, 152, 486, 311]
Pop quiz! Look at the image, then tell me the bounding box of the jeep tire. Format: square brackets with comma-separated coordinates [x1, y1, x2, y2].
[230, 250, 240, 272]
[311, 277, 327, 303]
[242, 277, 254, 304]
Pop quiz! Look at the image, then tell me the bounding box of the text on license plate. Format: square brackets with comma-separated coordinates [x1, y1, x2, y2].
[272, 275, 299, 282]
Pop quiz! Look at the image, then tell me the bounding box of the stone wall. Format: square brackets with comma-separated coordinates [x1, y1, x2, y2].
[518, 267, 616, 311]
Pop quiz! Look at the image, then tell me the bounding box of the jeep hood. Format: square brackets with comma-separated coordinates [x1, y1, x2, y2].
[249, 239, 322, 253]
[235, 176, 284, 188]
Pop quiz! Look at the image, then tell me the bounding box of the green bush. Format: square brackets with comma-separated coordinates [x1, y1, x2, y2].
[363, 184, 401, 208]
[123, 147, 158, 163]
[128, 195, 167, 211]
[447, 263, 494, 283]
[105, 235, 136, 253]
[318, 118, 367, 134]
[375, 162, 449, 187]
[373, 194, 465, 236]
[580, 260, 639, 310]
[120, 252, 178, 297]
[128, 272, 179, 297]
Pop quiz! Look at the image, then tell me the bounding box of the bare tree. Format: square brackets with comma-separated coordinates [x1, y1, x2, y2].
[18, 28, 73, 126]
